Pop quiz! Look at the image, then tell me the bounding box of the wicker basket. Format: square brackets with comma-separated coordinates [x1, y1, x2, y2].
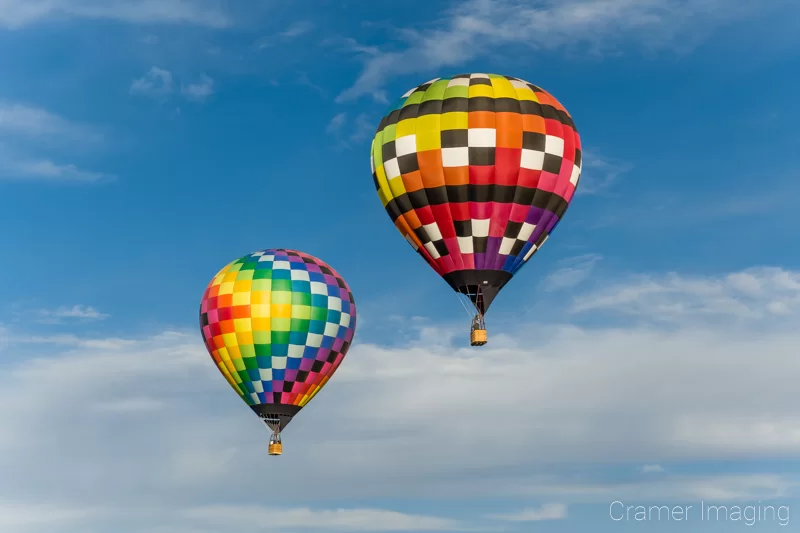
[268, 442, 283, 455]
[470, 329, 487, 346]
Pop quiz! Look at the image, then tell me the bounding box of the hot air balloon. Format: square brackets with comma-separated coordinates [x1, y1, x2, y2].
[370, 73, 581, 346]
[199, 249, 356, 455]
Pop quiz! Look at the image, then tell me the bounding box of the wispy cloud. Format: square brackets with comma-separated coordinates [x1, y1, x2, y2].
[132, 68, 216, 103]
[0, 103, 100, 142]
[90, 397, 164, 414]
[35, 305, 109, 324]
[572, 266, 800, 322]
[182, 506, 462, 531]
[130, 67, 174, 98]
[0, 103, 111, 182]
[337, 0, 784, 102]
[588, 180, 800, 230]
[326, 112, 347, 134]
[295, 72, 328, 97]
[488, 503, 568, 521]
[513, 473, 798, 503]
[323, 36, 382, 57]
[0, 325, 8, 353]
[281, 20, 314, 38]
[256, 20, 315, 49]
[0, 154, 113, 182]
[0, 502, 101, 529]
[0, 0, 232, 29]
[642, 464, 666, 473]
[181, 74, 215, 102]
[542, 253, 602, 291]
[327, 112, 376, 149]
[0, 500, 464, 532]
[14, 334, 136, 350]
[578, 152, 633, 195]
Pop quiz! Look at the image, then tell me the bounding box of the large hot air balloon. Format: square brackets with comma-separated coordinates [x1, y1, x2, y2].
[370, 73, 581, 346]
[199, 249, 356, 455]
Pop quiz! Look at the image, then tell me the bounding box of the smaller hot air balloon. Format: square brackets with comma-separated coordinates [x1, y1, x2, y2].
[199, 249, 356, 455]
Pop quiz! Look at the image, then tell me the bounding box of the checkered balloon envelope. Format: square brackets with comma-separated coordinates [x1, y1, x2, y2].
[369, 73, 581, 343]
[199, 249, 356, 453]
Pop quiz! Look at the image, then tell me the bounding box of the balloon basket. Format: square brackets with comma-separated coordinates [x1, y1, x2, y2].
[470, 329, 487, 346]
[268, 442, 283, 455]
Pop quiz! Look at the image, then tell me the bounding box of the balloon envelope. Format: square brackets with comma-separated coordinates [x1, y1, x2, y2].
[199, 249, 356, 430]
[370, 73, 582, 313]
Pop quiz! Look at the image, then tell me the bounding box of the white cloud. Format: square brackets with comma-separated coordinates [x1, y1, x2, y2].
[0, 154, 113, 182]
[90, 397, 164, 414]
[36, 304, 109, 323]
[328, 112, 375, 149]
[572, 266, 800, 322]
[183, 506, 462, 531]
[1, 267, 800, 530]
[0, 103, 110, 183]
[350, 113, 375, 142]
[512, 473, 798, 502]
[0, 325, 8, 353]
[0, 102, 99, 142]
[15, 333, 136, 350]
[578, 152, 633, 194]
[256, 21, 315, 50]
[337, 0, 787, 101]
[0, 0, 231, 29]
[642, 464, 665, 473]
[488, 503, 567, 521]
[587, 182, 800, 230]
[132, 69, 216, 103]
[0, 500, 464, 533]
[281, 20, 314, 38]
[294, 72, 328, 97]
[167, 446, 239, 485]
[542, 253, 602, 291]
[54, 304, 108, 320]
[0, 502, 102, 529]
[130, 67, 175, 98]
[327, 112, 347, 134]
[181, 74, 215, 102]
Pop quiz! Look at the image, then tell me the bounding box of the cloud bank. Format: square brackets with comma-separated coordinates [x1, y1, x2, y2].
[0, 265, 798, 531]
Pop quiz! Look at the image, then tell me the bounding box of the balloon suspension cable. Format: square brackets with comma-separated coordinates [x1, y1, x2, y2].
[456, 292, 476, 318]
[265, 415, 283, 456]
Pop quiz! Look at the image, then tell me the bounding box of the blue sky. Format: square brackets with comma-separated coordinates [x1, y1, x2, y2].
[1, 0, 800, 531]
